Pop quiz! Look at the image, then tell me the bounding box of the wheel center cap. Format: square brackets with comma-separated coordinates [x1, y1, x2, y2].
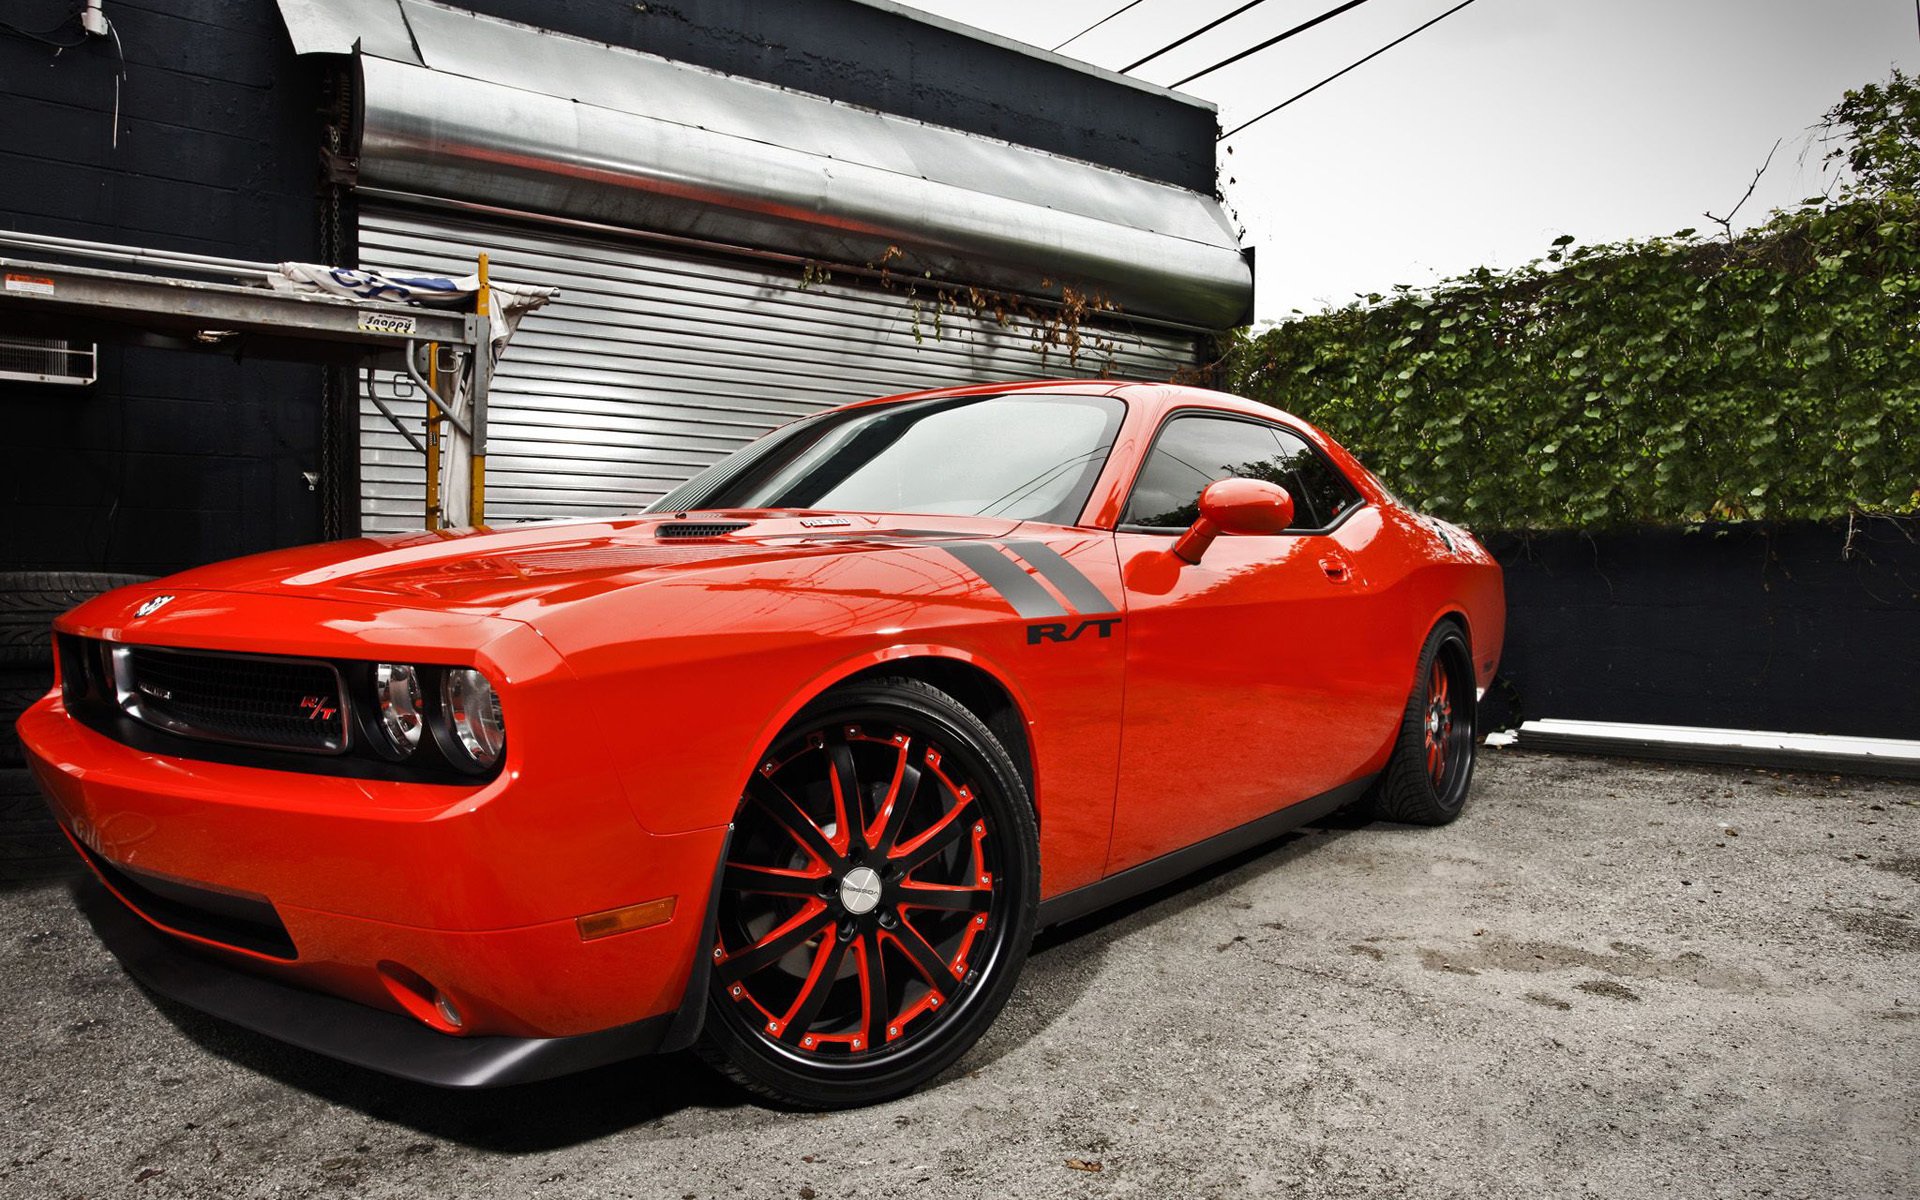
[839, 866, 884, 915]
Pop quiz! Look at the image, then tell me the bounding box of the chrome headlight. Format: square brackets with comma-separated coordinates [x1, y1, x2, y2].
[438, 667, 505, 772]
[373, 663, 424, 758]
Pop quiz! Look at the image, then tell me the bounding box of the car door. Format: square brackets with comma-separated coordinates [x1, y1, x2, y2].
[1105, 411, 1398, 873]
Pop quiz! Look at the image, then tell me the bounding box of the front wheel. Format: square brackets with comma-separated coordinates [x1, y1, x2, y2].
[1366, 622, 1478, 825]
[698, 676, 1039, 1109]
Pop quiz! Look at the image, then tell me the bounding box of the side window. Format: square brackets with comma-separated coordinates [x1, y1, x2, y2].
[1121, 414, 1367, 532]
[1121, 416, 1289, 529]
[1271, 428, 1363, 530]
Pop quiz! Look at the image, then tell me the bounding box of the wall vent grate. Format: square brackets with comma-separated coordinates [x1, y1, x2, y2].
[0, 335, 97, 385]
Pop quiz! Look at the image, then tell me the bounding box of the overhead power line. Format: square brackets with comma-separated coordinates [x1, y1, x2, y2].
[1122, 0, 1270, 73]
[1166, 0, 1377, 89]
[1219, 0, 1482, 141]
[1052, 0, 1151, 52]
[0, 10, 88, 49]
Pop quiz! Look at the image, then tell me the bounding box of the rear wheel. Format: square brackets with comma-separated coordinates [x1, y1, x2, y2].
[698, 677, 1038, 1109]
[1367, 622, 1477, 825]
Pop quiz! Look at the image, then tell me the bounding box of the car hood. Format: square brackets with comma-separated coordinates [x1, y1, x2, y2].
[148, 511, 1027, 621]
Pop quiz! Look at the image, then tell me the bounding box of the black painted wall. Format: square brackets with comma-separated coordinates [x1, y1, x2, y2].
[451, 0, 1221, 193]
[0, 0, 325, 575]
[1488, 521, 1920, 740]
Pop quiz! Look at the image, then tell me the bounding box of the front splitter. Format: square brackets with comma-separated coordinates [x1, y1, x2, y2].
[72, 879, 674, 1088]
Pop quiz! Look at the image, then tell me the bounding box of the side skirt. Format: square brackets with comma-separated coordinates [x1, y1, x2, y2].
[1036, 774, 1377, 930]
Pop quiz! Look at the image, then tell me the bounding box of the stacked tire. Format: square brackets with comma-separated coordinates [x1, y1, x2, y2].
[2, 572, 150, 882]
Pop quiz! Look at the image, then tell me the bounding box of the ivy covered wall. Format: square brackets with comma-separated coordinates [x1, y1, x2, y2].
[1223, 72, 1919, 532]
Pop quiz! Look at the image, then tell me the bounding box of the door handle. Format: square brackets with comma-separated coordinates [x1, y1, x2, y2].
[1319, 556, 1353, 583]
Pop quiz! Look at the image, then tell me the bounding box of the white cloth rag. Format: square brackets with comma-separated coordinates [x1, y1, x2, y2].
[270, 263, 558, 359]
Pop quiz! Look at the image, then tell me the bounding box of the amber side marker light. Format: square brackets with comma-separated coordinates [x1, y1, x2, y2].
[577, 897, 677, 941]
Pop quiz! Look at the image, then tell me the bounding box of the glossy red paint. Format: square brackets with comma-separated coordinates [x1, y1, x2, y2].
[17, 380, 1503, 1062]
[1170, 478, 1294, 564]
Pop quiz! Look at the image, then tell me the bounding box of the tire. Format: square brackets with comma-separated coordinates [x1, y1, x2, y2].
[0, 571, 152, 667]
[0, 667, 54, 767]
[0, 767, 78, 883]
[1366, 621, 1478, 825]
[697, 676, 1040, 1109]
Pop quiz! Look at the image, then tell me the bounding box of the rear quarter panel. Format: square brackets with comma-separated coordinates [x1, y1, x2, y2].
[1377, 507, 1507, 693]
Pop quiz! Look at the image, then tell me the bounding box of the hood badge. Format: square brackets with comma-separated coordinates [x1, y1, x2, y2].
[799, 516, 851, 528]
[134, 594, 175, 618]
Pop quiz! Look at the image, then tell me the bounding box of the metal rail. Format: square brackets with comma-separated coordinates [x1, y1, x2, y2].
[0, 229, 277, 280]
[0, 240, 500, 528]
[0, 256, 477, 351]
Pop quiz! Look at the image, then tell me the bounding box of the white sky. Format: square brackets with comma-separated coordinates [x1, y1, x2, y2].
[890, 0, 1920, 322]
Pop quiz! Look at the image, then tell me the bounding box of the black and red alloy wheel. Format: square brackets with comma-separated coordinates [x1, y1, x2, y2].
[1368, 621, 1477, 825]
[701, 677, 1037, 1108]
[1424, 657, 1458, 791]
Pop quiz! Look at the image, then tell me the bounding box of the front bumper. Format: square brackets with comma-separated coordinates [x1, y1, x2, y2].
[20, 691, 729, 1066]
[72, 875, 680, 1087]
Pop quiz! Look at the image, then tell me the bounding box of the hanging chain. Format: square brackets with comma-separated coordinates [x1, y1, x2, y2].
[318, 72, 350, 541]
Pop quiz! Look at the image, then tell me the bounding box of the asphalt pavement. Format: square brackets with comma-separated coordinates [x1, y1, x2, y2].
[1, 750, 1914, 1199]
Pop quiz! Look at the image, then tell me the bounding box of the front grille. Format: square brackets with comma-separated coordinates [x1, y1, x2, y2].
[57, 636, 497, 783]
[121, 646, 348, 754]
[657, 521, 750, 539]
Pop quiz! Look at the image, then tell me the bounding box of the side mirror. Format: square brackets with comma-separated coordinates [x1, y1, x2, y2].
[1171, 478, 1294, 564]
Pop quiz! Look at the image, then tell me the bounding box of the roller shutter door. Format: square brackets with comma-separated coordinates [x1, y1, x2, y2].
[357, 206, 1201, 534]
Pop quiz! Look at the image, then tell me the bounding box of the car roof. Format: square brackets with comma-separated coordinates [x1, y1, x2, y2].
[831, 379, 1309, 429]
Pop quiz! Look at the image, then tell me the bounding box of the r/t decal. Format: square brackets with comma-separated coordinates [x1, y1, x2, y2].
[299, 695, 339, 721]
[1027, 617, 1122, 645]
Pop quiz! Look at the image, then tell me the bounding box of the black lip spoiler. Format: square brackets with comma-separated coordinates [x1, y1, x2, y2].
[72, 880, 674, 1089]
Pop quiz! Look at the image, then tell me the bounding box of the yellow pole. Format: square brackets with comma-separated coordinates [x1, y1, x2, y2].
[424, 343, 441, 531]
[471, 253, 490, 528]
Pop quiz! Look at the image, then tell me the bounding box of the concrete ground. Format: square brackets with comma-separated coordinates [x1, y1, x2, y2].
[1, 750, 1914, 1200]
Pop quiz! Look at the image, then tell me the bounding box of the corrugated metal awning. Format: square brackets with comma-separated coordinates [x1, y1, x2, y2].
[278, 0, 1253, 330]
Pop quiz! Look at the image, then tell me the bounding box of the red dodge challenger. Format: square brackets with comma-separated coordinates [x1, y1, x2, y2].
[20, 381, 1502, 1108]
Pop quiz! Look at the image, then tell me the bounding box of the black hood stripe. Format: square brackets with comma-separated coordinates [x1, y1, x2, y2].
[1003, 540, 1119, 616]
[940, 543, 1069, 619]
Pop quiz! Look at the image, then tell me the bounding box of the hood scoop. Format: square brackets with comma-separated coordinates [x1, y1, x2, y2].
[657, 521, 752, 540]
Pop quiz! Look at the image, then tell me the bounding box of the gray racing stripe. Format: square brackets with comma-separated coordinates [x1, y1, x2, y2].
[940, 543, 1069, 619]
[1004, 540, 1119, 615]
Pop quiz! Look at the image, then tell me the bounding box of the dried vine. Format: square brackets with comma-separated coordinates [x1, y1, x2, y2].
[798, 244, 1125, 371]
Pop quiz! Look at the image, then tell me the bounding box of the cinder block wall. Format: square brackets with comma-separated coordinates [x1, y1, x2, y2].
[0, 0, 325, 574]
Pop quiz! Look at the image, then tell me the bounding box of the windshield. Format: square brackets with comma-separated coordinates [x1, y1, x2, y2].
[650, 393, 1127, 525]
